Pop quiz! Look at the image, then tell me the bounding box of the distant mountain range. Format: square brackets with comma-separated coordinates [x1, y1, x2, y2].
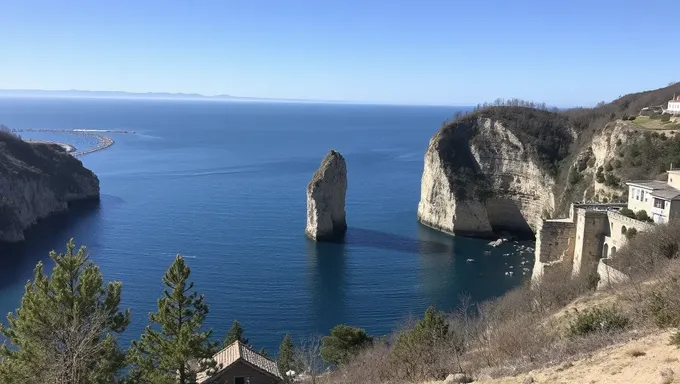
[0, 89, 342, 104]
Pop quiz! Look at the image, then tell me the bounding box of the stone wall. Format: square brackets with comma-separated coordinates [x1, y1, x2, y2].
[571, 209, 609, 278]
[597, 258, 630, 290]
[531, 218, 575, 282]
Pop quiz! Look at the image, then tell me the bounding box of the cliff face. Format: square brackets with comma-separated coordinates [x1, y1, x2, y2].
[418, 108, 573, 237]
[305, 150, 347, 241]
[0, 132, 100, 242]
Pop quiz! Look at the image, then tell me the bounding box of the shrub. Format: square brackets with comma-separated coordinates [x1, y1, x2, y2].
[646, 288, 680, 328]
[619, 208, 636, 219]
[635, 210, 653, 222]
[596, 170, 605, 183]
[605, 173, 620, 187]
[321, 325, 373, 366]
[670, 332, 680, 348]
[567, 307, 629, 337]
[605, 162, 614, 172]
[661, 114, 671, 122]
[625, 227, 638, 240]
[568, 168, 582, 185]
[613, 159, 622, 168]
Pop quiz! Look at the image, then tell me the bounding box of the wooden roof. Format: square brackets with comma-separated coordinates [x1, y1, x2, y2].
[196, 341, 282, 383]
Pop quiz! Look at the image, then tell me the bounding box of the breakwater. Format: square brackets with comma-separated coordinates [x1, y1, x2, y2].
[15, 128, 126, 157]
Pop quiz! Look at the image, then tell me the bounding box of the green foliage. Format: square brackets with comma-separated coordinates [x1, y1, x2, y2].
[646, 287, 680, 328]
[222, 320, 249, 348]
[635, 210, 653, 222]
[605, 162, 614, 172]
[625, 227, 638, 240]
[0, 239, 130, 384]
[568, 168, 582, 185]
[595, 168, 605, 183]
[277, 334, 298, 382]
[258, 347, 269, 358]
[320, 325, 373, 366]
[619, 208, 636, 219]
[567, 307, 629, 337]
[389, 306, 449, 379]
[127, 256, 217, 384]
[604, 173, 620, 187]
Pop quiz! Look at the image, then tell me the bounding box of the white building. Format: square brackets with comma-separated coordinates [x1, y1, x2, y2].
[626, 169, 680, 223]
[668, 95, 680, 115]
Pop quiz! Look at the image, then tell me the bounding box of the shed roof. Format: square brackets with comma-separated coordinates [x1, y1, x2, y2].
[197, 341, 282, 383]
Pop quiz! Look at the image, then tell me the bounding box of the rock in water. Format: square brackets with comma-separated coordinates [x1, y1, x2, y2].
[305, 150, 347, 241]
[0, 131, 100, 242]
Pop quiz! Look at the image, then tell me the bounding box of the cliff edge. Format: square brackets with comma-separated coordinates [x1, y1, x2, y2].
[0, 131, 100, 242]
[305, 150, 347, 241]
[417, 107, 574, 237]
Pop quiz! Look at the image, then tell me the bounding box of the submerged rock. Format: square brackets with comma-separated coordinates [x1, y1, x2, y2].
[0, 130, 100, 242]
[305, 150, 347, 241]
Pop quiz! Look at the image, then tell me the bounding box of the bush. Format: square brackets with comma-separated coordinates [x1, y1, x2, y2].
[670, 332, 680, 348]
[605, 173, 620, 187]
[605, 162, 614, 172]
[595, 170, 605, 183]
[635, 210, 653, 222]
[661, 114, 671, 122]
[646, 286, 680, 328]
[568, 168, 582, 185]
[567, 307, 629, 337]
[613, 159, 622, 168]
[625, 227, 638, 240]
[321, 325, 373, 366]
[619, 208, 636, 219]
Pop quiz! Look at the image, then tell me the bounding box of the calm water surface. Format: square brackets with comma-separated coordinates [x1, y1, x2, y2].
[0, 98, 532, 353]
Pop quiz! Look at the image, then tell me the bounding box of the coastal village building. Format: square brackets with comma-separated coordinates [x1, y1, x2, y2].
[667, 94, 680, 115]
[197, 341, 283, 384]
[531, 169, 680, 287]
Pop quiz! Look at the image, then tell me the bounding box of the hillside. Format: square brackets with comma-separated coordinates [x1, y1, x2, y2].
[417, 83, 680, 238]
[0, 128, 100, 242]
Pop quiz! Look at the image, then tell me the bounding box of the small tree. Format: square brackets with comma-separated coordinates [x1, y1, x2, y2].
[127, 255, 217, 384]
[320, 324, 373, 366]
[277, 334, 298, 383]
[0, 239, 130, 384]
[294, 335, 323, 384]
[222, 320, 249, 348]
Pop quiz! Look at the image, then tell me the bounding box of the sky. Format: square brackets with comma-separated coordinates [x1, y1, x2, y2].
[1, 0, 679, 106]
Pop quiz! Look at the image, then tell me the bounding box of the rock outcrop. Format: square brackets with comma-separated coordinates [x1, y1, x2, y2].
[305, 150, 347, 241]
[0, 131, 100, 242]
[417, 108, 574, 238]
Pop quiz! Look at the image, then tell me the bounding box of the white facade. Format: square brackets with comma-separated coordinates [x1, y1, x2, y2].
[627, 170, 680, 224]
[669, 101, 680, 115]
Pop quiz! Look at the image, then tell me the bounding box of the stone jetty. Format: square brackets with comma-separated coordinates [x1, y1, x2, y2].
[305, 150, 348, 241]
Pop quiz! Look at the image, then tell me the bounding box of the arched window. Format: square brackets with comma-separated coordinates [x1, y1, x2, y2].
[611, 246, 617, 256]
[603, 243, 609, 259]
[621, 225, 627, 235]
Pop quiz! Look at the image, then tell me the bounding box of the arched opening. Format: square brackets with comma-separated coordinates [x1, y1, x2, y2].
[611, 246, 617, 256]
[603, 243, 609, 259]
[621, 225, 627, 235]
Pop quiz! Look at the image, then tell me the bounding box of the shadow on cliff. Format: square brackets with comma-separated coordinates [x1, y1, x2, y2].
[0, 199, 101, 291]
[320, 225, 454, 256]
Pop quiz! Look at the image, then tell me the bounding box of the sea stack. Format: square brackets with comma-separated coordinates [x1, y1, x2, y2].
[305, 150, 347, 241]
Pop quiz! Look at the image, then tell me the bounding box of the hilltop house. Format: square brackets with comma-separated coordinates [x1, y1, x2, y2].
[197, 341, 283, 384]
[626, 168, 680, 223]
[667, 94, 680, 115]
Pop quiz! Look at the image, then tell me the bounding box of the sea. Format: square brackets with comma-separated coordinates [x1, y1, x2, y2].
[0, 97, 533, 353]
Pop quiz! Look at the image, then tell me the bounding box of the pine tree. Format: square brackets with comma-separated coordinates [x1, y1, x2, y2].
[320, 324, 373, 366]
[222, 320, 249, 347]
[0, 239, 130, 384]
[277, 334, 298, 382]
[127, 255, 217, 384]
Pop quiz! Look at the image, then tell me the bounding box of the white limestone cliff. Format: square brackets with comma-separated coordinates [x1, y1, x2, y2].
[417, 115, 562, 237]
[305, 150, 347, 241]
[0, 136, 100, 242]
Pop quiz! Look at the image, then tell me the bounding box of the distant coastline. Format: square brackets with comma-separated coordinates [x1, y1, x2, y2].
[0, 89, 464, 107]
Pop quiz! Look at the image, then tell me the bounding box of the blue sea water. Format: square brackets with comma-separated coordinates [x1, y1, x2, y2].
[0, 98, 532, 353]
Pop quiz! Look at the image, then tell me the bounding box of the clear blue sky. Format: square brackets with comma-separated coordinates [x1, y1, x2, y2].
[1, 0, 679, 106]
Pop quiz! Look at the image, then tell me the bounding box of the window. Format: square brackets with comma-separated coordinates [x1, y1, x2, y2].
[234, 378, 246, 384]
[654, 198, 665, 209]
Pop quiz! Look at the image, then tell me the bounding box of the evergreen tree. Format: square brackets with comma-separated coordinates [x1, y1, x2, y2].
[222, 320, 249, 347]
[258, 347, 269, 358]
[127, 255, 217, 384]
[320, 325, 373, 366]
[0, 239, 130, 384]
[277, 334, 298, 382]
